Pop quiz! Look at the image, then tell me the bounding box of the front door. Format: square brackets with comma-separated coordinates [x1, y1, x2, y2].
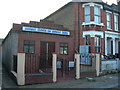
[40, 41, 55, 69]
[111, 40, 113, 55]
[118, 42, 120, 59]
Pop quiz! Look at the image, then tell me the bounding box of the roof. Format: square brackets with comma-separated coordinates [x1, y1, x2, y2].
[44, 1, 119, 20]
[71, 0, 103, 2]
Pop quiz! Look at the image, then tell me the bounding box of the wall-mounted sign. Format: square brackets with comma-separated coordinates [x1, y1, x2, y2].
[56, 61, 62, 69]
[69, 61, 75, 67]
[22, 26, 70, 36]
[80, 53, 92, 65]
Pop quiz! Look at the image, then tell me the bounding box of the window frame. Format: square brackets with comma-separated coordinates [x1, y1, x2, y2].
[85, 35, 91, 45]
[23, 40, 35, 54]
[94, 36, 101, 53]
[84, 5, 90, 23]
[114, 14, 118, 31]
[106, 12, 111, 29]
[60, 43, 68, 55]
[94, 5, 101, 24]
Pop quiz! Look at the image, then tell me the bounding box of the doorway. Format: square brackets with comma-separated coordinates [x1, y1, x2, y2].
[118, 41, 120, 59]
[111, 40, 113, 55]
[40, 41, 55, 71]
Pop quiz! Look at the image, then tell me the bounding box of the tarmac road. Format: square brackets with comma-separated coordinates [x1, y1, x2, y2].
[1, 65, 120, 89]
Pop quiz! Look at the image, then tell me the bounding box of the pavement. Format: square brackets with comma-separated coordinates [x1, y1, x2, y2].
[1, 65, 120, 89]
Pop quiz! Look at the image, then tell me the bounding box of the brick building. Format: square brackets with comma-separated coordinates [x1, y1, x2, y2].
[45, 0, 120, 57]
[2, 0, 120, 85]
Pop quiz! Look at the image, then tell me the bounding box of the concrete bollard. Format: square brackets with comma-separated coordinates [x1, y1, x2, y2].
[96, 54, 100, 76]
[17, 53, 25, 85]
[52, 53, 57, 82]
[75, 53, 80, 79]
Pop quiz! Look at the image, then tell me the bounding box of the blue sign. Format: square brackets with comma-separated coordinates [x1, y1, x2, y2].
[80, 53, 92, 65]
[22, 26, 70, 36]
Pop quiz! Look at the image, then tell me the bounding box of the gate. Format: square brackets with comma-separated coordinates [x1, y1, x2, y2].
[25, 54, 39, 74]
[80, 53, 97, 78]
[56, 59, 75, 82]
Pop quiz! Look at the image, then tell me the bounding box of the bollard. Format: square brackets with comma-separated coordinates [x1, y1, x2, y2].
[96, 54, 100, 76]
[52, 53, 57, 82]
[75, 53, 80, 79]
[17, 53, 25, 85]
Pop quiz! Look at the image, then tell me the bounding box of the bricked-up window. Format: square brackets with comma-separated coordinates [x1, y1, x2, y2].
[106, 12, 111, 29]
[94, 36, 101, 52]
[60, 43, 68, 55]
[84, 5, 90, 23]
[94, 6, 101, 24]
[114, 14, 118, 31]
[24, 40, 35, 54]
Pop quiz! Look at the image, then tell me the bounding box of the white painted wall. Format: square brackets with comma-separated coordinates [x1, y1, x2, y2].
[102, 60, 120, 71]
[115, 39, 119, 53]
[83, 31, 104, 38]
[105, 31, 120, 55]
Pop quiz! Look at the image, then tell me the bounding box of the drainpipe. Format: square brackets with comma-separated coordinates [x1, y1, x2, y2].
[78, 2, 80, 52]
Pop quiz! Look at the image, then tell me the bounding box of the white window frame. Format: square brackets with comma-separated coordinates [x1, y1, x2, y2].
[94, 36, 101, 53]
[114, 14, 118, 31]
[94, 5, 101, 24]
[84, 5, 90, 23]
[106, 11, 111, 30]
[82, 3, 104, 26]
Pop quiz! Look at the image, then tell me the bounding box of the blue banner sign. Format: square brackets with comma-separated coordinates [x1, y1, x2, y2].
[22, 26, 70, 36]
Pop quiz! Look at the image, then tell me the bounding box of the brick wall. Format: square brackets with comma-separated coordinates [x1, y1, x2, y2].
[18, 31, 75, 74]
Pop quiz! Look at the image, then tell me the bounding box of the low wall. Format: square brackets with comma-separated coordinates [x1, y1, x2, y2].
[101, 59, 120, 72]
[25, 73, 53, 85]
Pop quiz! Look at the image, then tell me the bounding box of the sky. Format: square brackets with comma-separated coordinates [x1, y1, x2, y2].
[0, 0, 117, 38]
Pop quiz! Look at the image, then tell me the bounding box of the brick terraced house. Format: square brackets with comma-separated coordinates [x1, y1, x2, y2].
[45, 0, 120, 58]
[2, 0, 120, 85]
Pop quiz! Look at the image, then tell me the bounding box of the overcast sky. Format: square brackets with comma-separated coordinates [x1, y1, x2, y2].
[0, 0, 117, 38]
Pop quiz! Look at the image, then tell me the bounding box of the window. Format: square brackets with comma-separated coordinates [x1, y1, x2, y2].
[85, 35, 91, 53]
[114, 14, 118, 31]
[94, 6, 101, 24]
[85, 35, 91, 45]
[84, 5, 90, 23]
[106, 13, 111, 29]
[24, 40, 35, 54]
[94, 36, 101, 52]
[60, 43, 68, 55]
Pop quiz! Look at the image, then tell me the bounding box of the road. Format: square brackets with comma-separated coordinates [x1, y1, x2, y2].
[1, 65, 120, 89]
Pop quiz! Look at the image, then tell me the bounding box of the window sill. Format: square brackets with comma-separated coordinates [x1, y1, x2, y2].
[107, 28, 112, 30]
[82, 22, 104, 26]
[115, 29, 118, 31]
[60, 54, 69, 55]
